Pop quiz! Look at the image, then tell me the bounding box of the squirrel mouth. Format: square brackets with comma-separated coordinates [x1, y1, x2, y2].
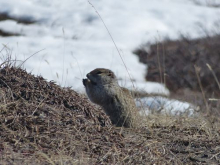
[86, 76, 97, 85]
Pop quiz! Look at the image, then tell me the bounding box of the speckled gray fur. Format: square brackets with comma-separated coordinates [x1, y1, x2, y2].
[83, 68, 138, 128]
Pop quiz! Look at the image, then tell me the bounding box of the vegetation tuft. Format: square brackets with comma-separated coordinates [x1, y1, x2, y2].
[134, 34, 220, 111]
[0, 63, 219, 164]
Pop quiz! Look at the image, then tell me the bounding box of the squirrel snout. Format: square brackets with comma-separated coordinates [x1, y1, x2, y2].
[82, 79, 88, 86]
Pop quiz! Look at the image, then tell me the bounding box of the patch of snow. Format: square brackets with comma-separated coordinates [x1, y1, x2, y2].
[136, 97, 197, 116]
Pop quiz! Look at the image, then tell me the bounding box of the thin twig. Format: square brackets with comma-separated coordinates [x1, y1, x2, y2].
[71, 53, 83, 79]
[206, 63, 220, 90]
[62, 27, 65, 86]
[32, 97, 47, 115]
[162, 41, 166, 85]
[155, 34, 163, 84]
[0, 79, 14, 101]
[194, 65, 209, 113]
[18, 48, 46, 68]
[88, 1, 135, 88]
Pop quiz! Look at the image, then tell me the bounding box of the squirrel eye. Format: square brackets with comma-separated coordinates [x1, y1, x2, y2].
[96, 71, 102, 75]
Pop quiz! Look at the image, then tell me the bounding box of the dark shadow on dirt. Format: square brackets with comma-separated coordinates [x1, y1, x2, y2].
[0, 12, 36, 24]
[0, 29, 21, 37]
[0, 12, 36, 37]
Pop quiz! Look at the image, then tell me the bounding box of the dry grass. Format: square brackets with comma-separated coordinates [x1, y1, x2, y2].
[0, 61, 219, 164]
[1, 2, 220, 164]
[133, 34, 220, 118]
[1, 31, 220, 163]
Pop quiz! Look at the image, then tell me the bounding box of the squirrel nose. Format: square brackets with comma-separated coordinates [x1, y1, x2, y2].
[86, 73, 90, 78]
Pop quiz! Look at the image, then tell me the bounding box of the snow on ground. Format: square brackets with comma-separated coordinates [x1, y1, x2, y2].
[192, 0, 220, 6]
[0, 0, 219, 115]
[136, 97, 197, 116]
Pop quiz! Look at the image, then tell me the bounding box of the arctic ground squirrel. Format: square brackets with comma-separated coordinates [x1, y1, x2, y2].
[83, 68, 139, 128]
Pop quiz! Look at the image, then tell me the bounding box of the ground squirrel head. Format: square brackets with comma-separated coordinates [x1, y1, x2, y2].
[82, 68, 119, 104]
[83, 68, 118, 87]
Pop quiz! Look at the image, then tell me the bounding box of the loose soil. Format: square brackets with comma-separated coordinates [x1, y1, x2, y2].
[0, 66, 219, 164]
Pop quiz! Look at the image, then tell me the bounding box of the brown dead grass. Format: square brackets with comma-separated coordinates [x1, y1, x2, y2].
[134, 34, 220, 95]
[134, 34, 220, 117]
[0, 65, 219, 165]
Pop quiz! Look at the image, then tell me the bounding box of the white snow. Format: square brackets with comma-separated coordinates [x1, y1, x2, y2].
[136, 97, 197, 116]
[0, 0, 219, 115]
[191, 0, 220, 6]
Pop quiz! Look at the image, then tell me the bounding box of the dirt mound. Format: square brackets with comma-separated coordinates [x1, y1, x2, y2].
[0, 66, 220, 164]
[0, 66, 114, 164]
[134, 35, 220, 99]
